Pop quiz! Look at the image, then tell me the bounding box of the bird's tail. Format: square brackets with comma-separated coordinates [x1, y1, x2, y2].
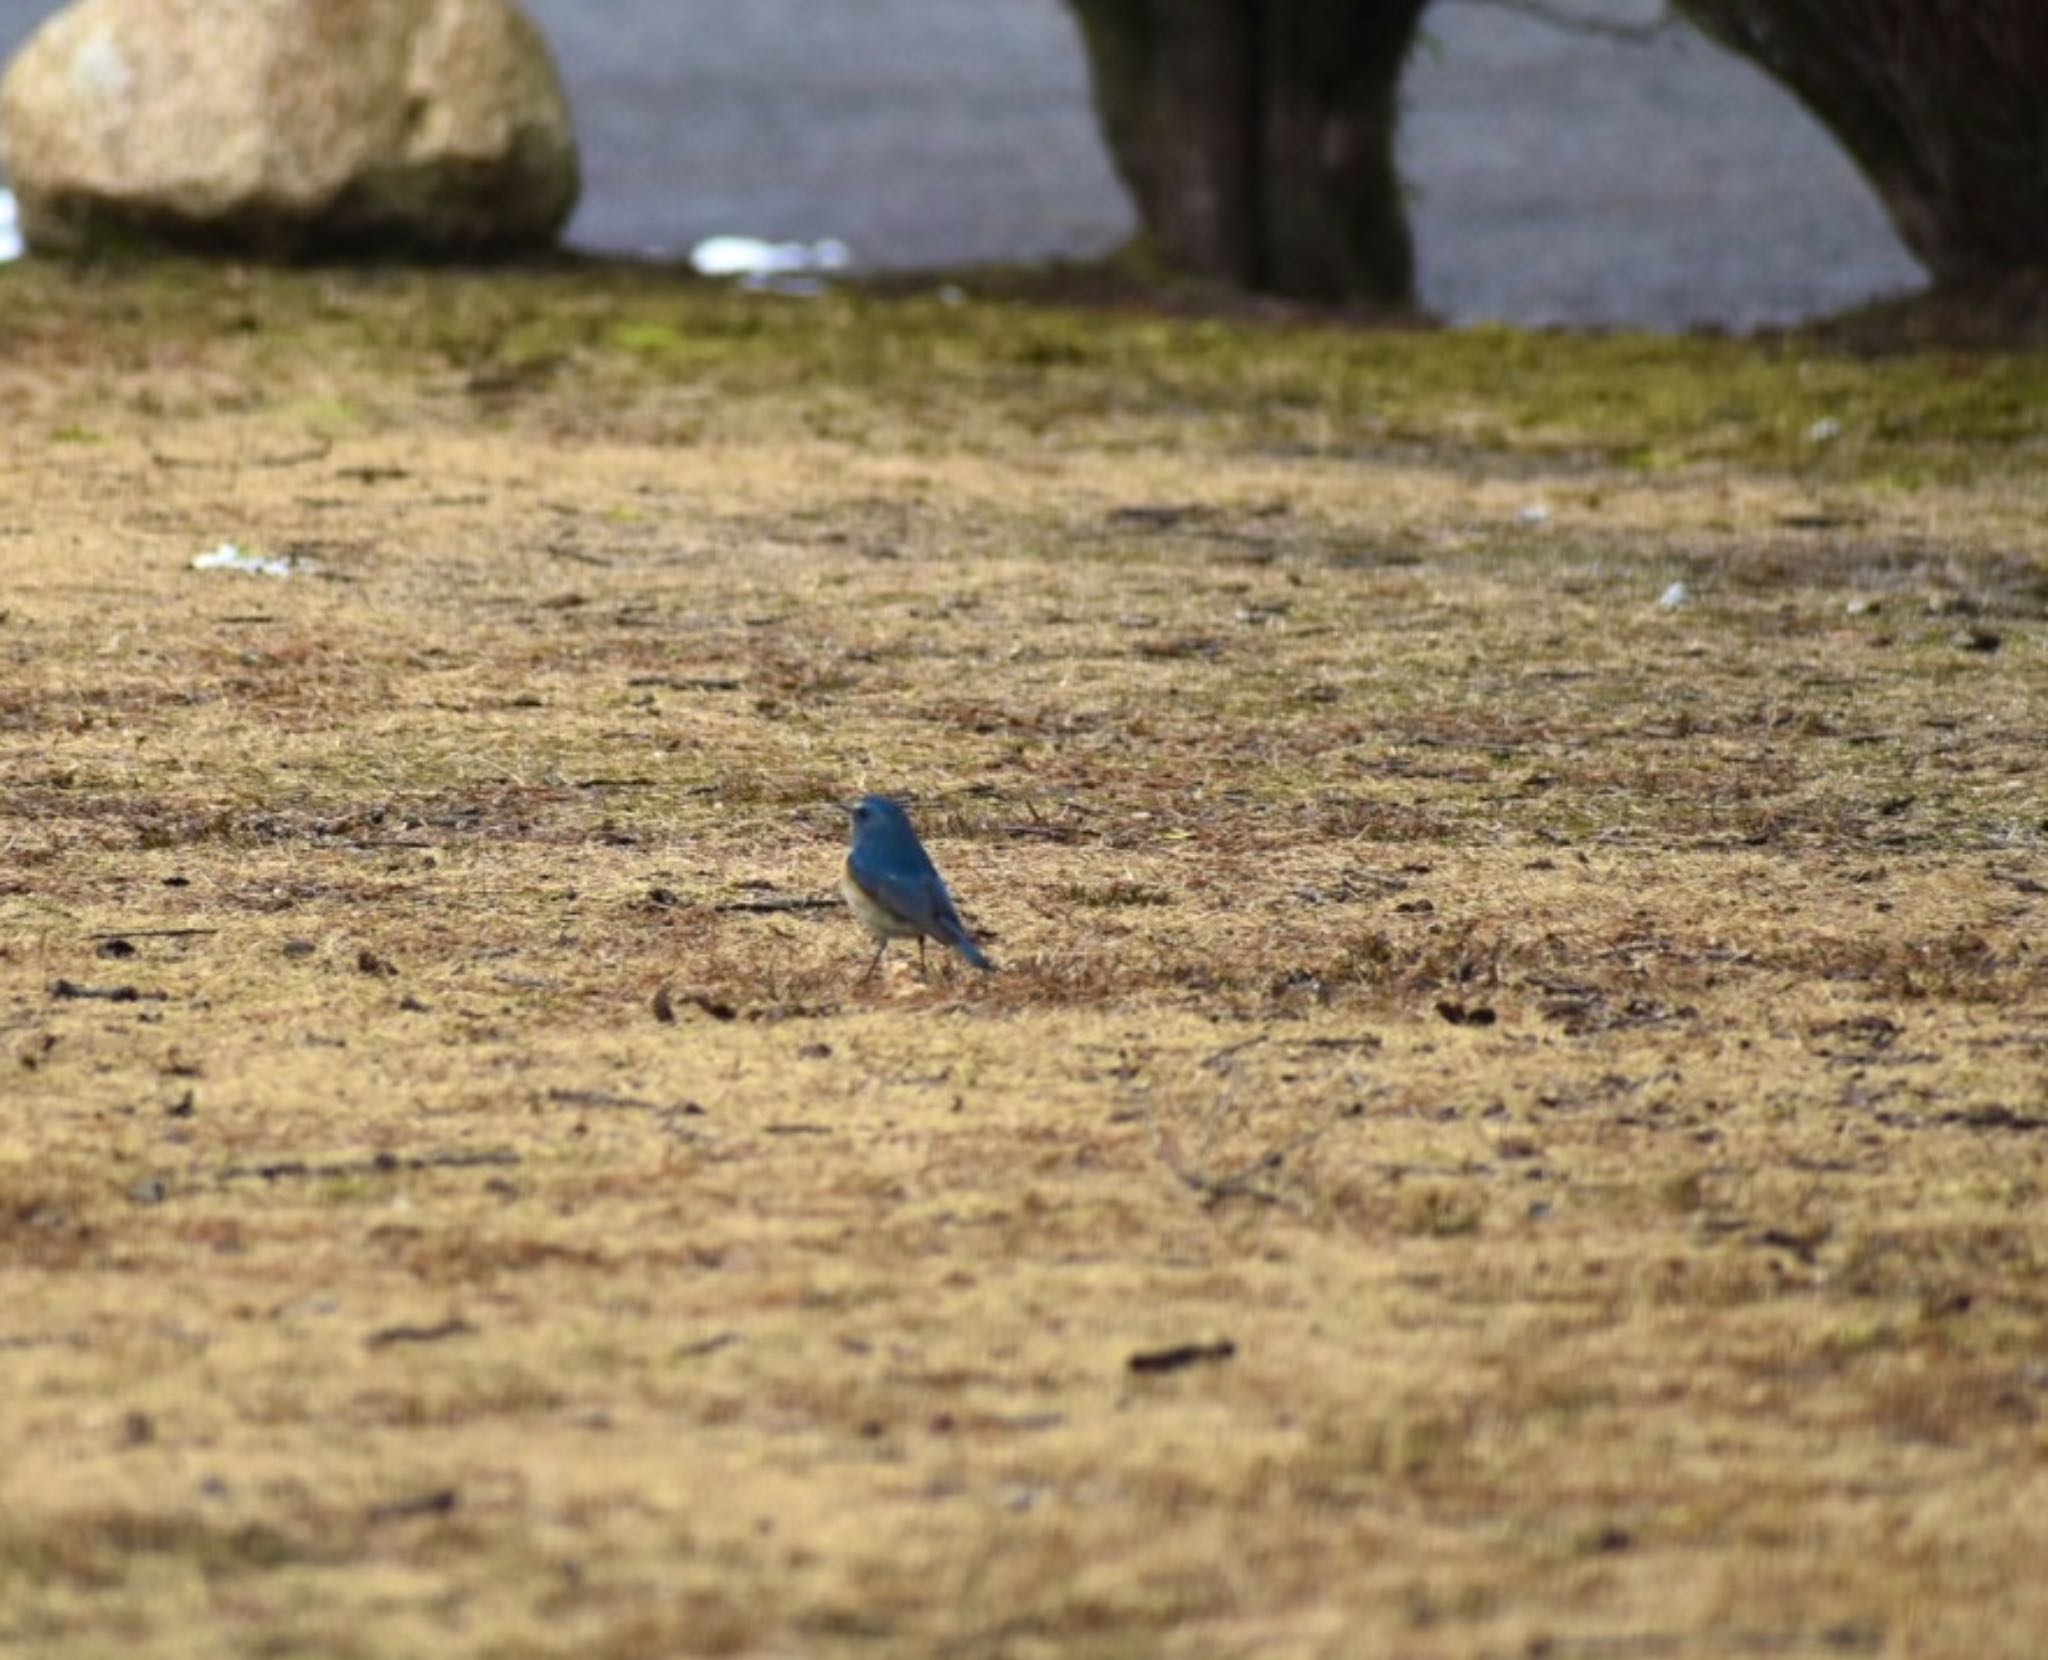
[936, 914, 992, 971]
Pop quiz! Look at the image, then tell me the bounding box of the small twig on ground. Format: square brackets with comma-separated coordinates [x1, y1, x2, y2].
[626, 674, 743, 691]
[674, 1333, 742, 1359]
[713, 896, 838, 914]
[1129, 1340, 1236, 1375]
[365, 1319, 474, 1350]
[366, 1488, 459, 1521]
[49, 979, 165, 1002]
[218, 1148, 520, 1183]
[1199, 1034, 1266, 1072]
[545, 1088, 655, 1111]
[151, 438, 334, 469]
[0, 1331, 92, 1352]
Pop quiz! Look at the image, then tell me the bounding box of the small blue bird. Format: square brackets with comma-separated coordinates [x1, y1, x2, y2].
[839, 795, 992, 981]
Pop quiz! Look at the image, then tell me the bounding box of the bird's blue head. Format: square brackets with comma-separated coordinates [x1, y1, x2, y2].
[844, 794, 918, 855]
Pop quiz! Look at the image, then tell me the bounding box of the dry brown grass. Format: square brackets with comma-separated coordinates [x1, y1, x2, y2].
[1, 259, 2045, 1659]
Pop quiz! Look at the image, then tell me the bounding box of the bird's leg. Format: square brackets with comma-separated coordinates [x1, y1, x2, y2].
[860, 939, 889, 984]
[917, 937, 930, 982]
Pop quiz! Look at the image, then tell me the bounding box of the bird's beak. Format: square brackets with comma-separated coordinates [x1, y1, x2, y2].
[833, 801, 857, 819]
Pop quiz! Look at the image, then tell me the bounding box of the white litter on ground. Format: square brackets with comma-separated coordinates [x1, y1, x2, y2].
[0, 191, 23, 263]
[688, 235, 851, 295]
[191, 543, 301, 579]
[1658, 581, 1692, 610]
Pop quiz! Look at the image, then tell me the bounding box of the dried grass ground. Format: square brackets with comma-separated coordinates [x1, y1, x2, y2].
[1, 260, 2046, 1660]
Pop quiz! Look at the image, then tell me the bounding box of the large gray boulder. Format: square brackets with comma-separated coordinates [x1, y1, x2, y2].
[0, 0, 579, 256]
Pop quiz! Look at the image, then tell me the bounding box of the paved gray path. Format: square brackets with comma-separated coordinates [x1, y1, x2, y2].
[0, 0, 1923, 328]
[1406, 4, 1920, 326]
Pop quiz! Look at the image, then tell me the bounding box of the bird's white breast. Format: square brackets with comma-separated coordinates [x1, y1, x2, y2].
[842, 861, 921, 940]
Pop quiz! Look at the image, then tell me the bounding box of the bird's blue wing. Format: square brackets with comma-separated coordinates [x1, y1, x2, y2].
[846, 850, 945, 933]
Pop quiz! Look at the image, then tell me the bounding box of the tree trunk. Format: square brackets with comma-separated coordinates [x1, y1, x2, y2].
[1066, 0, 1431, 305]
[1676, 0, 2048, 282]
